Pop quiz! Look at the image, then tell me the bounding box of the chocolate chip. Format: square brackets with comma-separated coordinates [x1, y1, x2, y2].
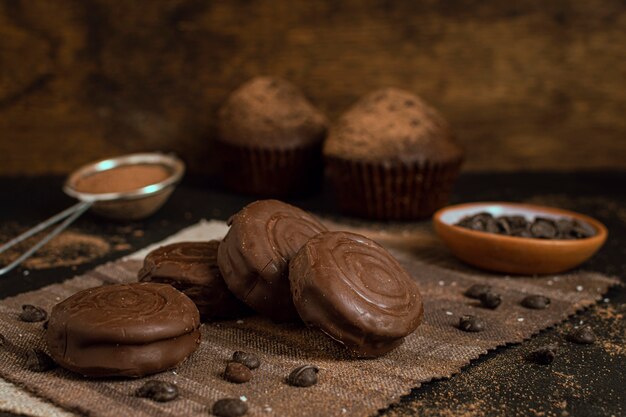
[19, 305, 47, 322]
[224, 362, 252, 383]
[0, 333, 17, 354]
[287, 364, 319, 387]
[530, 218, 558, 239]
[464, 284, 492, 299]
[529, 344, 558, 364]
[25, 349, 56, 372]
[479, 292, 501, 309]
[458, 315, 485, 332]
[567, 325, 596, 344]
[521, 295, 551, 310]
[496, 217, 512, 235]
[570, 220, 595, 239]
[404, 99, 416, 107]
[232, 351, 260, 369]
[456, 212, 494, 232]
[135, 380, 179, 402]
[456, 214, 595, 240]
[212, 398, 248, 417]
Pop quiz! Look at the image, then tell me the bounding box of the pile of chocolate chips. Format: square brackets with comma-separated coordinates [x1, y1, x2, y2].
[455, 212, 595, 239]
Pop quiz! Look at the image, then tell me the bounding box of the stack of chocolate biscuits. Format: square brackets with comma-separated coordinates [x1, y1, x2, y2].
[45, 199, 424, 379]
[144, 199, 424, 358]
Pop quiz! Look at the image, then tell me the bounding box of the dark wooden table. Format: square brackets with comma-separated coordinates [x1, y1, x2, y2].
[1, 172, 624, 417]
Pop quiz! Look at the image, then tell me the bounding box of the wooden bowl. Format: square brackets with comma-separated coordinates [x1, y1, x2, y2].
[433, 202, 608, 275]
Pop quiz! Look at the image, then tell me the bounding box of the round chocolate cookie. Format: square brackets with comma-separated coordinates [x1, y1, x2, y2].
[217, 200, 327, 322]
[289, 231, 424, 357]
[138, 241, 250, 320]
[46, 283, 201, 377]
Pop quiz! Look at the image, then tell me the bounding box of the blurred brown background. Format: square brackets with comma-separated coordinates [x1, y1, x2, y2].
[1, 0, 625, 176]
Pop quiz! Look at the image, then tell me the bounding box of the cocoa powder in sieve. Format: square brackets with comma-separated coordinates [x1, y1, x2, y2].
[73, 165, 170, 194]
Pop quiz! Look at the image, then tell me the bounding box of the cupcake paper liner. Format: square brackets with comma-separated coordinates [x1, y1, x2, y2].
[216, 140, 322, 196]
[325, 156, 463, 220]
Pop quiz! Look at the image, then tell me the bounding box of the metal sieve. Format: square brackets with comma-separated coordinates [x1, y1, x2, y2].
[0, 152, 185, 276]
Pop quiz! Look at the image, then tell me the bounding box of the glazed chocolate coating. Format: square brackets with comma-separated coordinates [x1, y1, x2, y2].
[138, 241, 250, 320]
[217, 200, 327, 322]
[46, 283, 201, 377]
[289, 231, 424, 357]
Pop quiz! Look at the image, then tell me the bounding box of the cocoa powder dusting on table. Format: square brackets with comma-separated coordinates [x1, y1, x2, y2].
[73, 164, 170, 194]
[0, 229, 110, 270]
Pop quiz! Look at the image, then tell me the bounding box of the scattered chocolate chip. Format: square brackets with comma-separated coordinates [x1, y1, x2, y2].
[224, 362, 252, 383]
[232, 351, 260, 369]
[0, 333, 17, 354]
[464, 284, 492, 299]
[19, 305, 47, 322]
[287, 364, 319, 387]
[212, 398, 248, 417]
[458, 315, 485, 332]
[567, 325, 596, 344]
[455, 213, 595, 240]
[479, 292, 502, 309]
[25, 349, 56, 372]
[135, 380, 179, 402]
[528, 344, 558, 364]
[521, 295, 551, 310]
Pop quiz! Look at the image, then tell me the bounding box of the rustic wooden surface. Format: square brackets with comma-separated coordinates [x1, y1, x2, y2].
[1, 0, 625, 175]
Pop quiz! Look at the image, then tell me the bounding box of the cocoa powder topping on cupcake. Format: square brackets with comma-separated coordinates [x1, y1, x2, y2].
[218, 76, 327, 148]
[324, 88, 462, 163]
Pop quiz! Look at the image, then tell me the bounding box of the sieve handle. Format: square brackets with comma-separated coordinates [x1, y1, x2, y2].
[0, 201, 92, 276]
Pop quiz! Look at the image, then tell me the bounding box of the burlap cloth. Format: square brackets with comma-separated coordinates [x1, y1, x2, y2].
[0, 220, 619, 417]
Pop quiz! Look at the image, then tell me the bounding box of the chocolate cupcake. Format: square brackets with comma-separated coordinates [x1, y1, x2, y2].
[216, 76, 328, 196]
[324, 88, 463, 220]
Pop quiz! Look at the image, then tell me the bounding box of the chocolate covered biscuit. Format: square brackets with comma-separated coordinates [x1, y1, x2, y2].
[139, 241, 250, 320]
[217, 200, 327, 322]
[289, 231, 424, 357]
[46, 283, 201, 377]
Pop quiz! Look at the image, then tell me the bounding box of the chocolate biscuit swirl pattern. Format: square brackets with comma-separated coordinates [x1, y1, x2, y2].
[218, 200, 327, 322]
[289, 231, 423, 357]
[328, 235, 415, 316]
[266, 211, 327, 261]
[139, 241, 250, 320]
[158, 241, 212, 260]
[46, 283, 201, 377]
[49, 283, 199, 345]
[138, 241, 217, 283]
